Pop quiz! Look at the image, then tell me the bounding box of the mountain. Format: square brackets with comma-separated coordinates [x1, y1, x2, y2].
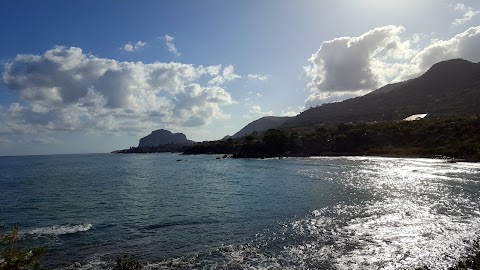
[282, 59, 480, 128]
[138, 129, 194, 147]
[368, 81, 408, 95]
[231, 116, 291, 138]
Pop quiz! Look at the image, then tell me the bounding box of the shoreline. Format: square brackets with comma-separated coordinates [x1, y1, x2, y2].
[110, 148, 480, 163]
[225, 152, 479, 163]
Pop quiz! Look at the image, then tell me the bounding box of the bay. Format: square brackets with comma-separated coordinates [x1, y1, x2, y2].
[1, 153, 479, 269]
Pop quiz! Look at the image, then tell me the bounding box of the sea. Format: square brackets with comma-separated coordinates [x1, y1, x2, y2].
[1, 153, 480, 269]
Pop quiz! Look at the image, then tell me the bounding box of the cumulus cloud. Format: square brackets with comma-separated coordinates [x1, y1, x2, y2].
[451, 3, 479, 26]
[305, 25, 414, 95]
[0, 46, 235, 135]
[305, 91, 371, 109]
[304, 25, 480, 106]
[164, 35, 181, 56]
[208, 65, 241, 85]
[242, 105, 273, 119]
[398, 26, 480, 80]
[123, 41, 147, 52]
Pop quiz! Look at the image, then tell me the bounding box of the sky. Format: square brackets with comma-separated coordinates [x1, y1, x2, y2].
[1, 0, 480, 156]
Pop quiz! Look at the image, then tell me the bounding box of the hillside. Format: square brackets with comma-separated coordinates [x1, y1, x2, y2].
[230, 116, 291, 138]
[183, 116, 480, 161]
[282, 59, 480, 128]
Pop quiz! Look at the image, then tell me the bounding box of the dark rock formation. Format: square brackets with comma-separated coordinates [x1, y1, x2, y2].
[138, 129, 194, 147]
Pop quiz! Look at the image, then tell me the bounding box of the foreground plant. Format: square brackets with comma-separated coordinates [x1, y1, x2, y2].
[0, 224, 45, 270]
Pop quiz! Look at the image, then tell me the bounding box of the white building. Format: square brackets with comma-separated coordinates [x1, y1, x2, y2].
[403, 114, 428, 121]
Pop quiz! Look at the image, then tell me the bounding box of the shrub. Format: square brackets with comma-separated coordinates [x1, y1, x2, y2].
[0, 224, 45, 270]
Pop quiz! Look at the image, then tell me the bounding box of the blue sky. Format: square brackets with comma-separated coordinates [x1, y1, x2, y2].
[1, 0, 480, 155]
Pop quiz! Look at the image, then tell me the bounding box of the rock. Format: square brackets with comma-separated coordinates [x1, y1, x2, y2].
[138, 129, 194, 147]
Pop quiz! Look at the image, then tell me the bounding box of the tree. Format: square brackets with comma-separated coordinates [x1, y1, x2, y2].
[263, 129, 288, 156]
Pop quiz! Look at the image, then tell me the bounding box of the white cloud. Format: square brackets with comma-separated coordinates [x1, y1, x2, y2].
[0, 46, 235, 135]
[164, 34, 181, 56]
[207, 67, 265, 86]
[398, 26, 480, 80]
[304, 25, 415, 106]
[281, 107, 298, 117]
[304, 25, 480, 106]
[451, 3, 480, 26]
[246, 74, 268, 81]
[242, 105, 273, 119]
[208, 65, 241, 85]
[305, 90, 370, 109]
[203, 65, 221, 76]
[122, 41, 147, 52]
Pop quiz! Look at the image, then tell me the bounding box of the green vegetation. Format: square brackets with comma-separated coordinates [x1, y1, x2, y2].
[0, 224, 146, 270]
[0, 224, 45, 270]
[112, 144, 190, 154]
[283, 59, 480, 129]
[183, 116, 480, 161]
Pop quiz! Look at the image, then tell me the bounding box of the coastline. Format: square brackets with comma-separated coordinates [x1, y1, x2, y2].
[112, 116, 480, 163]
[212, 152, 478, 163]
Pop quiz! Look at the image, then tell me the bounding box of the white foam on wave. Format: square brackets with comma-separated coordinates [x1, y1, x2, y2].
[56, 259, 107, 270]
[144, 244, 286, 270]
[22, 223, 93, 237]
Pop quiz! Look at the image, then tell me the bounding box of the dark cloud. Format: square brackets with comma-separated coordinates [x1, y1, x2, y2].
[305, 25, 409, 95]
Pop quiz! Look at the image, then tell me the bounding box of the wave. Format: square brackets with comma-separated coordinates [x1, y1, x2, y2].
[22, 223, 93, 237]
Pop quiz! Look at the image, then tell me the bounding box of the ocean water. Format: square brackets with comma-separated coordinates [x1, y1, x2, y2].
[1, 153, 480, 269]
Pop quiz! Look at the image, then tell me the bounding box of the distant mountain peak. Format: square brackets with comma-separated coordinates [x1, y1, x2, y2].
[138, 129, 194, 147]
[282, 58, 480, 128]
[424, 58, 475, 76]
[430, 58, 473, 66]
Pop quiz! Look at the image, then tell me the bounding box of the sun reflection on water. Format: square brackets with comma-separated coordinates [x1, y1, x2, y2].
[290, 157, 480, 269]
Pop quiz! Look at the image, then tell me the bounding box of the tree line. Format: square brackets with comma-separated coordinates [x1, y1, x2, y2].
[183, 116, 480, 161]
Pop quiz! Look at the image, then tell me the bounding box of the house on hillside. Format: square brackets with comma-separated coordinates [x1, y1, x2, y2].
[403, 114, 428, 121]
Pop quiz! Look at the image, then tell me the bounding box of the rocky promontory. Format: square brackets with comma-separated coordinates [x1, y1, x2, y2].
[112, 129, 195, 154]
[138, 129, 194, 147]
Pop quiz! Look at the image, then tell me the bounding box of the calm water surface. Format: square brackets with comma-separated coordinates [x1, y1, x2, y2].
[1, 153, 479, 269]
